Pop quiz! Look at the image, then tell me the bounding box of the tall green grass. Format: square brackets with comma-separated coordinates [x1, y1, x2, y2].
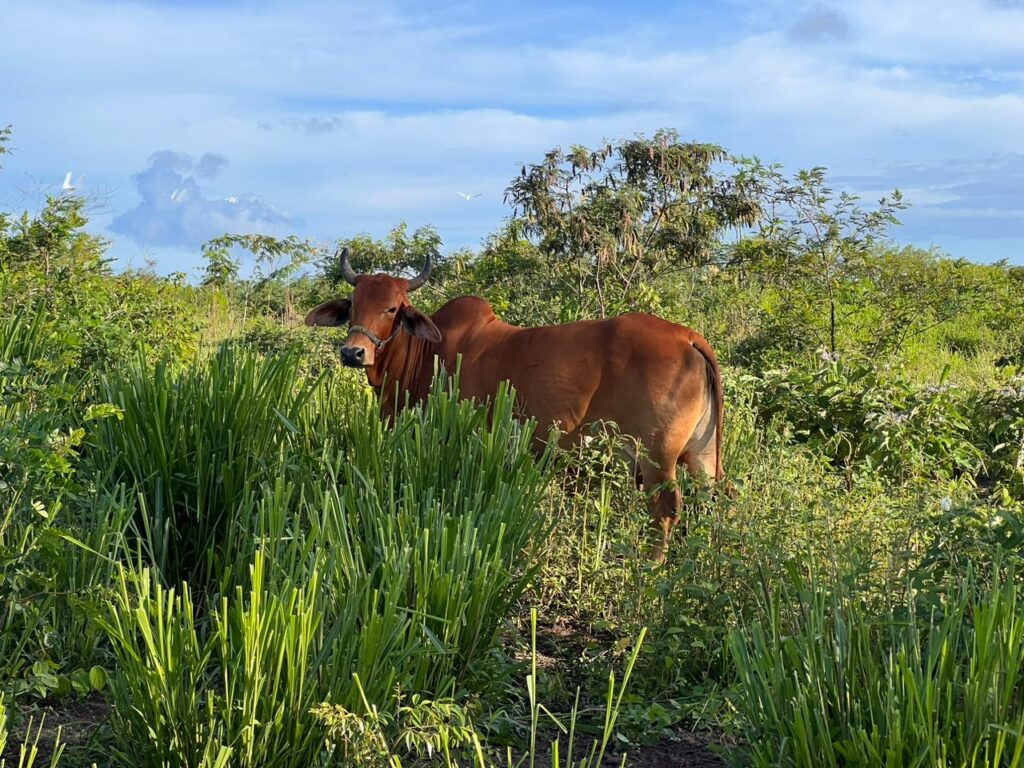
[729, 569, 1024, 767]
[94, 347, 554, 767]
[94, 344, 327, 586]
[310, 608, 646, 768]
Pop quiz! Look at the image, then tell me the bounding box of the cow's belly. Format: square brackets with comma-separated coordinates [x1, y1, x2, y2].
[463, 356, 704, 454]
[454, 355, 596, 440]
[439, 318, 704, 445]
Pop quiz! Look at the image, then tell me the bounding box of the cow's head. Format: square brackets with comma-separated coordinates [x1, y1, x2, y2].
[304, 248, 441, 368]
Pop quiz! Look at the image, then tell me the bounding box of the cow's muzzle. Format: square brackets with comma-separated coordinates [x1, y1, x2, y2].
[340, 346, 368, 367]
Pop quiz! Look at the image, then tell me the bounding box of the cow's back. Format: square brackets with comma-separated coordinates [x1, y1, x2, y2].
[431, 299, 712, 447]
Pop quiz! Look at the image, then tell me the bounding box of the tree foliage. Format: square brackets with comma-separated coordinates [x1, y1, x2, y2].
[505, 129, 762, 318]
[325, 222, 445, 282]
[202, 233, 318, 321]
[732, 162, 907, 355]
[2, 196, 199, 375]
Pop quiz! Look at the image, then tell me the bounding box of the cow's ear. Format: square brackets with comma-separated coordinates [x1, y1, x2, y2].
[304, 298, 351, 327]
[400, 305, 442, 342]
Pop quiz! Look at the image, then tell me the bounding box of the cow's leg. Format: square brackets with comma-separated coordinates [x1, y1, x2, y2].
[642, 390, 714, 561]
[678, 388, 724, 504]
[679, 386, 718, 481]
[679, 447, 716, 481]
[640, 457, 681, 564]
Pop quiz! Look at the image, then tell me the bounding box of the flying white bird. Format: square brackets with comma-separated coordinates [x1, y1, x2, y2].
[170, 188, 188, 203]
[456, 192, 481, 200]
[61, 172, 77, 192]
[225, 196, 238, 204]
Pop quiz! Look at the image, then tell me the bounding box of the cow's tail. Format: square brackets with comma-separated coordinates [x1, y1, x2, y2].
[690, 334, 724, 482]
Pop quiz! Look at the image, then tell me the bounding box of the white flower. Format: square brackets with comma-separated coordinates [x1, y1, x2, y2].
[940, 497, 952, 512]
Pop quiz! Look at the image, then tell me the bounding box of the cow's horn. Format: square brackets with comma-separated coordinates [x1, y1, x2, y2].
[339, 247, 359, 286]
[406, 252, 433, 292]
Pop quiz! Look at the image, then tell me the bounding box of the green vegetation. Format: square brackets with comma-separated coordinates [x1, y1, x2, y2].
[731, 568, 1024, 768]
[2, 126, 1023, 766]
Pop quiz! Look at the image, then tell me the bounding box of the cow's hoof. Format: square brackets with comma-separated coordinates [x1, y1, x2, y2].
[646, 543, 668, 565]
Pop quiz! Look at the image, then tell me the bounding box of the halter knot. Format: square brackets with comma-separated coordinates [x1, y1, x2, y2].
[348, 322, 399, 351]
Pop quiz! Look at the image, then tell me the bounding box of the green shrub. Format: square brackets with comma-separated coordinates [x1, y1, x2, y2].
[750, 357, 986, 485]
[729, 569, 1024, 768]
[2, 197, 201, 387]
[93, 344, 325, 587]
[237, 318, 346, 377]
[969, 378, 1024, 496]
[1, 295, 125, 686]
[96, 362, 551, 767]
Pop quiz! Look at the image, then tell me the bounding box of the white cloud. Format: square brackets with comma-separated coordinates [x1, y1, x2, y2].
[789, 5, 850, 42]
[110, 151, 295, 247]
[2, 0, 1024, 264]
[837, 153, 1024, 238]
[841, 0, 1024, 66]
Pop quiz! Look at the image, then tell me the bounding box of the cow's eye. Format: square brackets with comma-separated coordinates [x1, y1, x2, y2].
[386, 307, 398, 314]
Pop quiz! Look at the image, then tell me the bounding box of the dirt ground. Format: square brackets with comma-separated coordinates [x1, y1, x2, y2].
[2, 697, 733, 767]
[624, 730, 732, 767]
[510, 728, 734, 768]
[1, 693, 109, 765]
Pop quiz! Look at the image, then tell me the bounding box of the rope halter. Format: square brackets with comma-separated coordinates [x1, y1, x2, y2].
[347, 322, 400, 352]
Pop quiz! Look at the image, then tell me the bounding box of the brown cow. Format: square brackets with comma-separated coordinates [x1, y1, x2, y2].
[305, 249, 724, 560]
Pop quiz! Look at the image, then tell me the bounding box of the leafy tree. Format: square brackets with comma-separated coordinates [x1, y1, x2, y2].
[200, 248, 240, 289]
[856, 247, 994, 358]
[450, 220, 553, 325]
[202, 234, 317, 322]
[203, 234, 315, 283]
[308, 222, 470, 315]
[733, 162, 906, 355]
[324, 222, 445, 283]
[504, 129, 761, 318]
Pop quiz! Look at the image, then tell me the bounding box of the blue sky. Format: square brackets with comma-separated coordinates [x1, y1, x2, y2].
[2, 0, 1023, 276]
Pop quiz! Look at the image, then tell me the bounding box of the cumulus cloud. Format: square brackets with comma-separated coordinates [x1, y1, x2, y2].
[3, 0, 1024, 263]
[195, 152, 228, 179]
[258, 116, 354, 135]
[839, 154, 1024, 238]
[789, 5, 850, 42]
[111, 151, 295, 247]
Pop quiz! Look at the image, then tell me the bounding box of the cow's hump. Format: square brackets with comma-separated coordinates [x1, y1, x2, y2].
[433, 295, 499, 327]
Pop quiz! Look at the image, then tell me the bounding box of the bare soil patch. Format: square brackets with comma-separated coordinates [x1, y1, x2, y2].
[2, 694, 109, 765]
[624, 730, 732, 767]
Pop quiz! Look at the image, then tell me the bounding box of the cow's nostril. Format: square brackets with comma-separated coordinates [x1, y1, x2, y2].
[340, 346, 366, 367]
